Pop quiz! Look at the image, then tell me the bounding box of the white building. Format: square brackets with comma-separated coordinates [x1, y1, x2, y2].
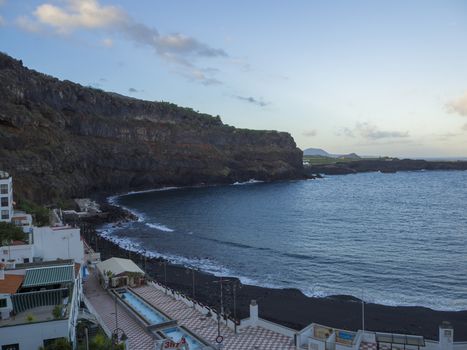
[33, 226, 85, 265]
[0, 171, 13, 223]
[0, 226, 84, 266]
[0, 260, 82, 350]
[11, 211, 33, 234]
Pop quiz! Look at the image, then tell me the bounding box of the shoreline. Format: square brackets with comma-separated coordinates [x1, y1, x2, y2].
[77, 199, 467, 341]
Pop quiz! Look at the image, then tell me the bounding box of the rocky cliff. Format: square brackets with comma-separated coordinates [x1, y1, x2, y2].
[0, 53, 303, 203]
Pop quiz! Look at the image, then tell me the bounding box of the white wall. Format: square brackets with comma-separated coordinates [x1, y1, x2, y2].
[0, 244, 34, 264]
[0, 293, 13, 319]
[0, 176, 13, 223]
[0, 319, 69, 349]
[33, 226, 84, 264]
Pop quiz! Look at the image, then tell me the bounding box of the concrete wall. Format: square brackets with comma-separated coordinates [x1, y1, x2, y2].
[0, 244, 34, 264]
[33, 226, 84, 264]
[0, 293, 12, 319]
[0, 319, 69, 349]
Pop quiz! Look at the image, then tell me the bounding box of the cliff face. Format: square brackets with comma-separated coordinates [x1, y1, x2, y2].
[0, 53, 303, 203]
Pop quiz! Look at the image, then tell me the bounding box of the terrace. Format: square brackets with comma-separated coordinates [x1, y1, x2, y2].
[0, 263, 76, 327]
[84, 267, 297, 349]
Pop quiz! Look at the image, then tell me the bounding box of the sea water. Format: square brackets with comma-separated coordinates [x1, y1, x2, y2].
[102, 171, 467, 311]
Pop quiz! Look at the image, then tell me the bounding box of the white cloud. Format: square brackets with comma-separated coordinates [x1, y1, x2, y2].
[234, 95, 269, 107]
[101, 38, 113, 47]
[302, 130, 317, 137]
[16, 0, 227, 85]
[16, 16, 42, 32]
[446, 92, 467, 117]
[34, 0, 125, 34]
[462, 123, 467, 132]
[341, 122, 409, 140]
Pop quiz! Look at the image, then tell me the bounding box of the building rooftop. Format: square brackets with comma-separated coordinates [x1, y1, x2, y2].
[0, 171, 10, 180]
[22, 265, 74, 288]
[97, 257, 144, 276]
[0, 274, 24, 294]
[13, 259, 74, 270]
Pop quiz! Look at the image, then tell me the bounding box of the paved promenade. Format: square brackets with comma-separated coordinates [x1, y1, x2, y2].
[84, 269, 296, 349]
[134, 284, 296, 350]
[84, 271, 155, 350]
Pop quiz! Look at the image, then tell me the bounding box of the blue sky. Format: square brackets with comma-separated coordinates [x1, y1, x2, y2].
[1, 0, 467, 157]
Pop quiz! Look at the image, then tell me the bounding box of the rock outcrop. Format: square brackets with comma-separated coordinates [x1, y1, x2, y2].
[0, 53, 303, 203]
[304, 159, 467, 176]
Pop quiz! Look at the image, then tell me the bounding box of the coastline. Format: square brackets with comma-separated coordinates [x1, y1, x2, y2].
[77, 197, 467, 341]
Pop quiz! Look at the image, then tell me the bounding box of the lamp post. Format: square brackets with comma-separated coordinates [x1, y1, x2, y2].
[212, 277, 225, 341]
[361, 288, 365, 336]
[185, 268, 196, 300]
[159, 261, 167, 293]
[111, 327, 128, 350]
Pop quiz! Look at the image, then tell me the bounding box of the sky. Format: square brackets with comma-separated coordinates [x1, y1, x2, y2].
[1, 0, 467, 158]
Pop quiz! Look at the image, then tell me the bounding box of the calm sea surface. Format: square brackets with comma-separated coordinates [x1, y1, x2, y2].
[103, 171, 467, 311]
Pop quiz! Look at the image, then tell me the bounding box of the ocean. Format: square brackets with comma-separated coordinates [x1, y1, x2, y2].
[101, 171, 467, 311]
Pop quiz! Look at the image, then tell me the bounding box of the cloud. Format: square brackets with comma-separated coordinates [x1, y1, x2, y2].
[435, 132, 460, 141]
[446, 92, 467, 117]
[0, 0, 6, 6]
[302, 130, 318, 137]
[234, 95, 270, 107]
[0, 15, 5, 27]
[17, 0, 227, 85]
[463, 123, 467, 132]
[16, 16, 42, 32]
[340, 122, 409, 140]
[101, 38, 113, 47]
[339, 127, 355, 138]
[34, 0, 125, 34]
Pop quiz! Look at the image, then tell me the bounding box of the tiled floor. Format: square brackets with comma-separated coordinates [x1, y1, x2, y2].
[84, 271, 155, 350]
[84, 269, 296, 350]
[134, 284, 297, 350]
[360, 341, 378, 350]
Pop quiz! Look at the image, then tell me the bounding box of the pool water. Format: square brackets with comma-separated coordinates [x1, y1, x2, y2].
[162, 327, 205, 350]
[121, 291, 169, 325]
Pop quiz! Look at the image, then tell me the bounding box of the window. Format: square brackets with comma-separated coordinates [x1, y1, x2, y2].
[0, 299, 7, 308]
[43, 338, 68, 347]
[1, 210, 9, 220]
[2, 344, 19, 350]
[1, 197, 8, 207]
[23, 258, 29, 263]
[0, 184, 8, 195]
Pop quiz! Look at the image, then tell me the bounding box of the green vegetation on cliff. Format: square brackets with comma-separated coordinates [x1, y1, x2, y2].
[0, 52, 303, 204]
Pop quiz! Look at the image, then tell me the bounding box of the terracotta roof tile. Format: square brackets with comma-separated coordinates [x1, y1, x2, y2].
[0, 274, 24, 294]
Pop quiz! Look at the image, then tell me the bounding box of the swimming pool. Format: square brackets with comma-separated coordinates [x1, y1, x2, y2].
[120, 290, 169, 325]
[162, 327, 207, 350]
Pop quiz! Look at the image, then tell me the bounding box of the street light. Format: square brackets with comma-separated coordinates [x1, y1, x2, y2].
[111, 327, 128, 349]
[159, 260, 168, 293]
[212, 277, 225, 342]
[218, 279, 240, 333]
[185, 268, 196, 301]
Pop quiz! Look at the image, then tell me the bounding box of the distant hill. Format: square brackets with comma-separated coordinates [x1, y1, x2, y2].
[303, 148, 331, 157]
[303, 148, 361, 159]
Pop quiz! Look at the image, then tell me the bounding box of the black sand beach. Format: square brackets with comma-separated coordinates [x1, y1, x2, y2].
[77, 203, 467, 341]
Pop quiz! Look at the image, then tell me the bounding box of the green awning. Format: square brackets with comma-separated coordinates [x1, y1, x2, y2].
[23, 265, 75, 288]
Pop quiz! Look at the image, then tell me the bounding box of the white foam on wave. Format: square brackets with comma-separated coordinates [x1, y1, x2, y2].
[107, 194, 146, 222]
[232, 179, 264, 186]
[95, 224, 265, 285]
[145, 222, 175, 232]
